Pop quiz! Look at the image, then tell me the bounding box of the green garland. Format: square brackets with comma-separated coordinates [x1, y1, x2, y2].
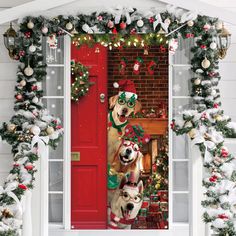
[71, 60, 93, 101]
[0, 7, 235, 235]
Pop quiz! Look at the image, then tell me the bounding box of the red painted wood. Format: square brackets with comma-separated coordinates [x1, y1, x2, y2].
[71, 44, 107, 229]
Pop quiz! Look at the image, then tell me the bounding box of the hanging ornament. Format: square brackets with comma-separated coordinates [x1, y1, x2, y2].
[107, 20, 114, 29]
[143, 46, 149, 55]
[46, 34, 58, 63]
[187, 20, 194, 27]
[29, 44, 36, 53]
[169, 38, 178, 55]
[210, 42, 217, 50]
[32, 96, 39, 104]
[24, 64, 34, 77]
[216, 21, 223, 30]
[19, 79, 26, 87]
[188, 128, 197, 139]
[194, 78, 201, 85]
[120, 22, 127, 30]
[164, 18, 171, 25]
[25, 163, 34, 171]
[7, 123, 16, 132]
[147, 59, 158, 75]
[41, 26, 48, 34]
[201, 57, 211, 69]
[30, 125, 41, 135]
[27, 20, 34, 29]
[137, 19, 144, 28]
[203, 23, 211, 31]
[66, 22, 74, 31]
[119, 57, 128, 75]
[95, 47, 100, 53]
[15, 94, 23, 100]
[46, 126, 55, 135]
[133, 57, 143, 75]
[112, 27, 118, 34]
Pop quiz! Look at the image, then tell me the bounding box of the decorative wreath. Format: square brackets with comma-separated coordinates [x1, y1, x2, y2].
[71, 60, 93, 101]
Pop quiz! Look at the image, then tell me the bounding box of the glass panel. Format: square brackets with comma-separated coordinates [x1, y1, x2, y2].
[173, 37, 194, 64]
[173, 193, 189, 222]
[49, 194, 63, 223]
[43, 67, 64, 96]
[172, 98, 193, 117]
[173, 162, 188, 191]
[42, 36, 64, 65]
[49, 138, 63, 159]
[49, 162, 63, 191]
[42, 98, 64, 124]
[172, 66, 192, 96]
[173, 133, 188, 159]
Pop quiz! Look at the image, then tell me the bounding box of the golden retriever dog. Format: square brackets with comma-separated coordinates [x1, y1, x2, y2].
[108, 173, 143, 229]
[108, 95, 141, 165]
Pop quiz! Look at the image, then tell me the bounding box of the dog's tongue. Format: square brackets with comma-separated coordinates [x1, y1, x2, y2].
[124, 210, 131, 220]
[119, 115, 126, 123]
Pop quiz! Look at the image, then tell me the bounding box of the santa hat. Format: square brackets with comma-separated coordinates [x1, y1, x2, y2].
[113, 79, 137, 99]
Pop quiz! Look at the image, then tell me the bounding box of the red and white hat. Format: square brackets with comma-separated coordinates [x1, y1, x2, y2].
[113, 79, 137, 99]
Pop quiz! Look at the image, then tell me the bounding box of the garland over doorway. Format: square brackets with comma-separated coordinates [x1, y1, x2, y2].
[0, 5, 236, 236]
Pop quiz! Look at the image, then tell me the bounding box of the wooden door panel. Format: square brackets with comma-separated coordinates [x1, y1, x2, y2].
[71, 44, 107, 229]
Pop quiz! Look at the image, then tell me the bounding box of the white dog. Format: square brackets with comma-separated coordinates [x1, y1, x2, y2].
[108, 173, 143, 229]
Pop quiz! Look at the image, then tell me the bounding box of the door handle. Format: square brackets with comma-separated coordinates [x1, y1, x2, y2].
[100, 93, 105, 103]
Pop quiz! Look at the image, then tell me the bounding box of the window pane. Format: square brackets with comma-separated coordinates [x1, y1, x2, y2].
[173, 162, 188, 191]
[49, 138, 63, 159]
[173, 193, 189, 222]
[49, 162, 63, 191]
[49, 194, 63, 223]
[172, 98, 193, 117]
[43, 67, 64, 96]
[172, 66, 192, 96]
[173, 133, 188, 159]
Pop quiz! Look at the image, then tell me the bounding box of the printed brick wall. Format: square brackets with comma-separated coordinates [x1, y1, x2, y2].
[108, 46, 168, 112]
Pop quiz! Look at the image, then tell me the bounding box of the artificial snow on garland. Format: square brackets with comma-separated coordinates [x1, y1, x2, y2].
[0, 4, 236, 236]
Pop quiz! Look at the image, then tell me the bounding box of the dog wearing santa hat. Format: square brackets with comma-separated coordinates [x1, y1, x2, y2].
[108, 80, 141, 166]
[108, 171, 143, 229]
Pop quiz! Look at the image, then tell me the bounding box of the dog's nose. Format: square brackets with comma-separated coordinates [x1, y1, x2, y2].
[122, 108, 128, 114]
[126, 148, 132, 155]
[127, 203, 134, 211]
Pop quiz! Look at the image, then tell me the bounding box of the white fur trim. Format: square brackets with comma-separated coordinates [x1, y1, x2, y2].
[118, 91, 137, 99]
[113, 82, 119, 88]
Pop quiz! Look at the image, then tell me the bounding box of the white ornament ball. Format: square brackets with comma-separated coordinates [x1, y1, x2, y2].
[66, 22, 74, 31]
[194, 78, 201, 85]
[196, 68, 204, 74]
[41, 26, 48, 34]
[30, 125, 41, 136]
[32, 96, 39, 104]
[7, 123, 16, 132]
[137, 19, 144, 28]
[46, 126, 55, 135]
[210, 42, 217, 50]
[27, 20, 34, 29]
[216, 21, 223, 30]
[201, 57, 211, 69]
[187, 20, 194, 27]
[19, 80, 26, 87]
[29, 44, 36, 53]
[211, 89, 217, 96]
[24, 66, 34, 77]
[164, 18, 171, 25]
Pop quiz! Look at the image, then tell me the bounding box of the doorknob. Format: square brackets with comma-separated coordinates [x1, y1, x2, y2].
[100, 93, 105, 103]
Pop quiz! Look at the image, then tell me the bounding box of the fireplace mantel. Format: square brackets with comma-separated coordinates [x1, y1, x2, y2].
[128, 118, 168, 135]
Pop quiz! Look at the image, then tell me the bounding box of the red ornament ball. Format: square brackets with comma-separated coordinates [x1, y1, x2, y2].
[18, 184, 27, 190]
[16, 94, 23, 100]
[107, 20, 114, 28]
[120, 22, 127, 29]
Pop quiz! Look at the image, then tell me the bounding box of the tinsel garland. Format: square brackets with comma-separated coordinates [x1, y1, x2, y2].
[0, 5, 235, 235]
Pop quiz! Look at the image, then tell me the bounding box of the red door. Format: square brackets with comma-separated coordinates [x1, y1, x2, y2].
[71, 44, 107, 229]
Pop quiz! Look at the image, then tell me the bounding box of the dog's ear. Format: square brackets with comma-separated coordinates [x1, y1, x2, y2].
[134, 100, 142, 114]
[109, 95, 118, 109]
[119, 175, 127, 189]
[137, 180, 144, 194]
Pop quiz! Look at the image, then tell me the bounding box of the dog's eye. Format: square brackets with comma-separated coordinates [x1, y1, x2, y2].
[127, 101, 135, 108]
[133, 144, 140, 152]
[118, 98, 126, 105]
[123, 192, 129, 199]
[133, 195, 142, 203]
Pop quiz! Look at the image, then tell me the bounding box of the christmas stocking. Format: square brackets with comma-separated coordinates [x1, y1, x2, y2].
[133, 57, 143, 75]
[147, 59, 158, 75]
[119, 57, 127, 75]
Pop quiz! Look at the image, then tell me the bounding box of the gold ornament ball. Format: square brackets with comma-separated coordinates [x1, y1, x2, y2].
[24, 66, 34, 77]
[27, 20, 34, 29]
[188, 128, 197, 139]
[187, 20, 194, 27]
[215, 115, 223, 121]
[66, 22, 74, 31]
[19, 80, 26, 87]
[194, 78, 201, 85]
[155, 183, 161, 189]
[216, 21, 223, 30]
[7, 123, 16, 132]
[46, 126, 55, 135]
[201, 57, 211, 69]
